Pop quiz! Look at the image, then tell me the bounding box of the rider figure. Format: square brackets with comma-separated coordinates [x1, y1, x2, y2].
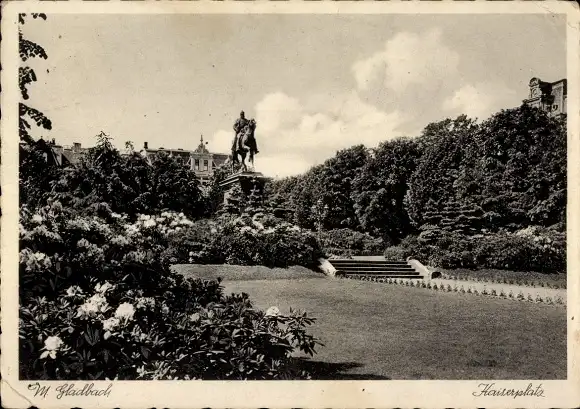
[233, 111, 249, 153]
[232, 111, 259, 154]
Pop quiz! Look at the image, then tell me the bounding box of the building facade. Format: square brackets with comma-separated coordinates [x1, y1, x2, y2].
[140, 136, 229, 185]
[523, 77, 567, 117]
[30, 138, 88, 167]
[40, 136, 230, 186]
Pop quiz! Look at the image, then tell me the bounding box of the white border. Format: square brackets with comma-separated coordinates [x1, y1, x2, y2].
[2, 2, 579, 408]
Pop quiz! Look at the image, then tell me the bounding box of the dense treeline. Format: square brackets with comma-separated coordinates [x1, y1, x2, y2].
[21, 132, 206, 219]
[268, 105, 567, 244]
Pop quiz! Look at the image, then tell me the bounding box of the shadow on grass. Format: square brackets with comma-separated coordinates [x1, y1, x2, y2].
[294, 358, 391, 380]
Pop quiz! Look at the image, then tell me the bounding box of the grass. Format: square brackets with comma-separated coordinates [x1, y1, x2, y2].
[438, 268, 567, 289]
[172, 264, 323, 281]
[177, 265, 567, 380]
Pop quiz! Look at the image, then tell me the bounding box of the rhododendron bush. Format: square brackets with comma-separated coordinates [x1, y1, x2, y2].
[19, 201, 321, 379]
[181, 212, 323, 268]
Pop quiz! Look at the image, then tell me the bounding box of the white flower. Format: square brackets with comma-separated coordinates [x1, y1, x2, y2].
[44, 335, 63, 351]
[41, 336, 64, 359]
[95, 282, 115, 294]
[115, 302, 135, 321]
[136, 297, 155, 310]
[65, 285, 83, 297]
[189, 313, 201, 323]
[143, 219, 156, 228]
[31, 214, 44, 224]
[77, 293, 109, 318]
[111, 212, 122, 219]
[21, 251, 52, 272]
[77, 238, 90, 248]
[156, 217, 166, 223]
[102, 317, 121, 332]
[265, 306, 280, 317]
[161, 304, 170, 314]
[111, 235, 130, 246]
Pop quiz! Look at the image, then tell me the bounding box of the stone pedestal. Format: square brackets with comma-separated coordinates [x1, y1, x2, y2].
[219, 171, 269, 213]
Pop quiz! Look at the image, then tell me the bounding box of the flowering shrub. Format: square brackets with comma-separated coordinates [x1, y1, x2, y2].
[388, 227, 565, 273]
[19, 201, 322, 380]
[20, 276, 320, 380]
[178, 213, 323, 268]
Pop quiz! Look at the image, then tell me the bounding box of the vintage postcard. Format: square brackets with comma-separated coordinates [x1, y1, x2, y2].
[1, 1, 579, 408]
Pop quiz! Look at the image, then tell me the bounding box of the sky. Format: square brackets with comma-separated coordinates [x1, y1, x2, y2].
[23, 13, 566, 178]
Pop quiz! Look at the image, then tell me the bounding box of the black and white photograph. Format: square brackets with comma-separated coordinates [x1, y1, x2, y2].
[2, 1, 579, 408]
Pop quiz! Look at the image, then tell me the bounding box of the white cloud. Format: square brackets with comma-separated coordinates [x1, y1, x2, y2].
[255, 92, 303, 133]
[353, 29, 460, 94]
[209, 90, 407, 178]
[255, 154, 314, 179]
[443, 83, 518, 120]
[208, 129, 234, 154]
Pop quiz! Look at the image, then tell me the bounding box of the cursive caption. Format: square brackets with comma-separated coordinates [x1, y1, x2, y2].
[473, 382, 545, 399]
[28, 382, 113, 399]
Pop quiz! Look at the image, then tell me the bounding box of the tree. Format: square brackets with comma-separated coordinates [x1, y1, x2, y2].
[352, 137, 421, 244]
[462, 105, 566, 229]
[19, 13, 52, 144]
[405, 115, 478, 227]
[149, 151, 203, 217]
[317, 145, 369, 230]
[18, 14, 60, 208]
[205, 163, 233, 216]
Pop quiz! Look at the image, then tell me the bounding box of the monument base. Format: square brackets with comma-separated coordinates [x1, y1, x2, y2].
[219, 171, 270, 213]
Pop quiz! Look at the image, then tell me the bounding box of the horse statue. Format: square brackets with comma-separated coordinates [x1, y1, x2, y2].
[231, 118, 258, 173]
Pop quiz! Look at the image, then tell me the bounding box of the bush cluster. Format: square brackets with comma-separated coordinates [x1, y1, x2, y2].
[385, 227, 565, 274]
[19, 201, 322, 380]
[317, 228, 384, 257]
[176, 213, 323, 268]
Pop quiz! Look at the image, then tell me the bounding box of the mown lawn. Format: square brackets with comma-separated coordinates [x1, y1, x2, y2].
[177, 265, 567, 380]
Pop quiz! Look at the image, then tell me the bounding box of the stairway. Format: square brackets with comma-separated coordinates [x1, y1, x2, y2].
[329, 259, 424, 279]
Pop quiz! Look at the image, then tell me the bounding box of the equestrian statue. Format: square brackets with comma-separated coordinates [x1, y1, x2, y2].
[231, 110, 259, 173]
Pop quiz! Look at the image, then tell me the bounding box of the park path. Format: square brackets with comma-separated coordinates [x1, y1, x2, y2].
[427, 277, 567, 304]
[344, 256, 566, 305]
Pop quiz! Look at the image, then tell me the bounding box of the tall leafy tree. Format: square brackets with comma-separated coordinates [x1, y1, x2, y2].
[19, 13, 52, 144]
[405, 115, 478, 227]
[18, 14, 61, 208]
[317, 145, 369, 230]
[149, 151, 203, 217]
[352, 137, 421, 244]
[461, 105, 566, 229]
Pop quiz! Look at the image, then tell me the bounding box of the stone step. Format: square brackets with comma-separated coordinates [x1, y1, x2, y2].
[346, 274, 424, 280]
[338, 270, 421, 276]
[333, 265, 415, 271]
[338, 269, 417, 274]
[329, 260, 409, 267]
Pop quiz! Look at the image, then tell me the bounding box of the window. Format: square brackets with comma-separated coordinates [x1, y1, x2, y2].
[194, 159, 200, 170]
[203, 160, 209, 171]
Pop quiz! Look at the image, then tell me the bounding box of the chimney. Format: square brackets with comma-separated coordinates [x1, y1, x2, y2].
[144, 141, 149, 150]
[73, 142, 81, 152]
[52, 138, 56, 145]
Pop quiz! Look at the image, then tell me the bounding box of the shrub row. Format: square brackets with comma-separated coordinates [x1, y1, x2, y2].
[384, 228, 565, 274]
[317, 228, 384, 257]
[164, 213, 323, 269]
